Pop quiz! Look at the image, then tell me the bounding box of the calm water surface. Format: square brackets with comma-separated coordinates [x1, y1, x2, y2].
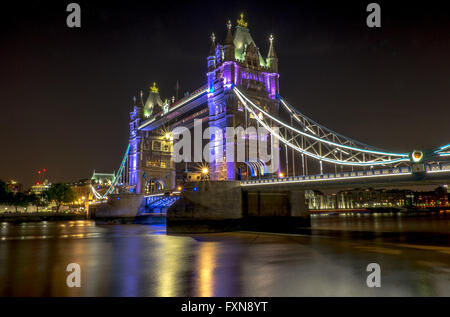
[0, 214, 449, 296]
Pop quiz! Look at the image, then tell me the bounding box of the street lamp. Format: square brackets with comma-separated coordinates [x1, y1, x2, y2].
[201, 167, 209, 181]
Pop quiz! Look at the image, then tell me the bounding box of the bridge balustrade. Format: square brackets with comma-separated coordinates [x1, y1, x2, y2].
[240, 164, 425, 186]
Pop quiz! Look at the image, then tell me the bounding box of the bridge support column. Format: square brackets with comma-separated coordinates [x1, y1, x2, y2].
[167, 181, 242, 233]
[289, 190, 309, 218]
[242, 188, 311, 232]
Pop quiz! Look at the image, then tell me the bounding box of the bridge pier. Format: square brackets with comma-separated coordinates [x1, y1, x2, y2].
[90, 194, 147, 223]
[167, 182, 311, 233]
[167, 181, 242, 233]
[242, 189, 311, 233]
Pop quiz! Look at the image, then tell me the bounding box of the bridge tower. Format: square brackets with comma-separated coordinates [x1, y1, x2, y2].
[128, 83, 175, 194]
[207, 14, 281, 180]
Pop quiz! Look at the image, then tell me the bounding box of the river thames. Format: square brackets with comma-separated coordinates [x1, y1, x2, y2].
[0, 213, 449, 296]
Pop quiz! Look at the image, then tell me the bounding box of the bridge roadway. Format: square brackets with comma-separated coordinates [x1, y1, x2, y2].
[240, 163, 450, 191]
[142, 163, 450, 195]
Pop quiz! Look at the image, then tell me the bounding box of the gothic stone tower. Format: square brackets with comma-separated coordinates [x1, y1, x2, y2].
[206, 14, 280, 180]
[129, 83, 175, 194]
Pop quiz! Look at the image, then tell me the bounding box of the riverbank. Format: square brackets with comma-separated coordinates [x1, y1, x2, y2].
[310, 207, 450, 215]
[0, 212, 87, 223]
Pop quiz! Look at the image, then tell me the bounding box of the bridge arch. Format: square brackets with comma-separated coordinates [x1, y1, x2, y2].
[144, 178, 165, 194]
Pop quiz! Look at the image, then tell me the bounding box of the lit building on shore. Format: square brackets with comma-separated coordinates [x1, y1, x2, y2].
[305, 187, 450, 210]
[30, 179, 51, 195]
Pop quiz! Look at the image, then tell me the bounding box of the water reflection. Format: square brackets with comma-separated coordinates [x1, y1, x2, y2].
[196, 242, 217, 297]
[0, 216, 448, 296]
[156, 236, 190, 297]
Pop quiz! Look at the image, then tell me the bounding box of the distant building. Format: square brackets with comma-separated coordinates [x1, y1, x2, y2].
[415, 186, 449, 207]
[6, 180, 22, 193]
[91, 171, 115, 186]
[306, 188, 415, 210]
[30, 179, 51, 195]
[68, 179, 92, 206]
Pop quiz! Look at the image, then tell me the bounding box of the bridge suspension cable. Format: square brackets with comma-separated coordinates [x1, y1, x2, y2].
[233, 87, 410, 167]
[91, 144, 130, 199]
[434, 144, 450, 157]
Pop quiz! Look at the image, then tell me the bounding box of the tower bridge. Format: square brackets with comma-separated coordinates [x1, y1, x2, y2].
[91, 15, 450, 231]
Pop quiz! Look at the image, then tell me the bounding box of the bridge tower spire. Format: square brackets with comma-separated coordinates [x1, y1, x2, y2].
[207, 32, 216, 71]
[223, 20, 234, 61]
[267, 34, 278, 73]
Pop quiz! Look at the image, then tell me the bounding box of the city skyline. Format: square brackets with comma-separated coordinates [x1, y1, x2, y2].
[1, 1, 450, 188]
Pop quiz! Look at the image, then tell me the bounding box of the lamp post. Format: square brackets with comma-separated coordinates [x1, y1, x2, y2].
[201, 167, 209, 181]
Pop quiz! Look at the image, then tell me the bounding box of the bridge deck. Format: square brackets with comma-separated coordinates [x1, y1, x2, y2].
[241, 163, 450, 190]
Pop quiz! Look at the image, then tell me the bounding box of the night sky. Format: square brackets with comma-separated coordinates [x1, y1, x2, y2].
[1, 0, 449, 189]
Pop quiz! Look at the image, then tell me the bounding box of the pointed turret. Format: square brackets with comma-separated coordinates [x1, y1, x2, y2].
[267, 34, 278, 73]
[143, 82, 164, 118]
[209, 33, 216, 56]
[224, 20, 233, 45]
[132, 95, 143, 118]
[223, 20, 235, 61]
[207, 33, 216, 71]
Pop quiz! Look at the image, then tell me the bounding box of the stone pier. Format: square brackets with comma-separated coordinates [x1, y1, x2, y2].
[167, 181, 311, 233]
[167, 181, 242, 233]
[91, 194, 146, 224]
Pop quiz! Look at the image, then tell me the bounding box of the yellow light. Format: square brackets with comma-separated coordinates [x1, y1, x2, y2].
[278, 172, 284, 178]
[237, 13, 248, 28]
[150, 82, 158, 93]
[202, 167, 209, 175]
[165, 133, 170, 140]
[177, 186, 182, 191]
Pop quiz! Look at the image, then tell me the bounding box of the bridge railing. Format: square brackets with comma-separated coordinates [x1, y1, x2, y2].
[427, 162, 450, 173]
[241, 163, 450, 186]
[240, 166, 413, 186]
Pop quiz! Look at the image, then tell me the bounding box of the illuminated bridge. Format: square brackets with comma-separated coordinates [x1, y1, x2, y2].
[91, 15, 450, 229]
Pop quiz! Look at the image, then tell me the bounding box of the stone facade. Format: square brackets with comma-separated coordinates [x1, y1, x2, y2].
[206, 16, 280, 181]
